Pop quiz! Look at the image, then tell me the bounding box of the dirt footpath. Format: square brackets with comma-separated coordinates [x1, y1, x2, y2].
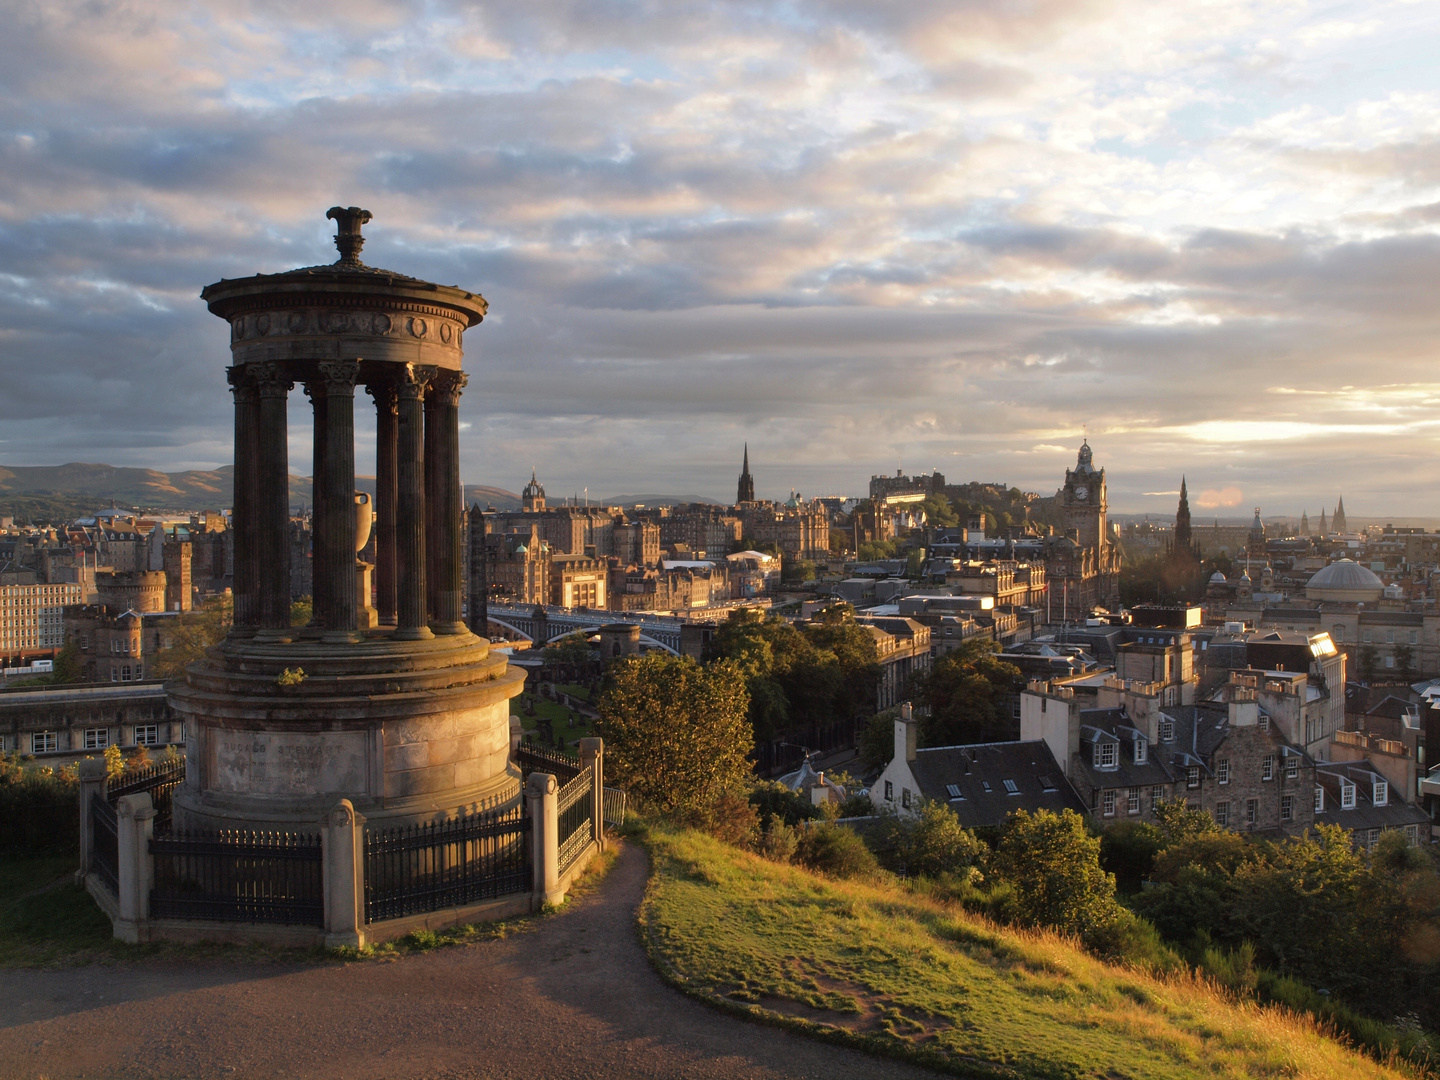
[0, 841, 938, 1079]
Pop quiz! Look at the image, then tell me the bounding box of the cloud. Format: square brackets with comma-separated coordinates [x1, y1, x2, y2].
[0, 0, 1438, 512]
[1196, 486, 1245, 509]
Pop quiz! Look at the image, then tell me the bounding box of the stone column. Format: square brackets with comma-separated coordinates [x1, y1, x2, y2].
[114, 792, 156, 943]
[426, 371, 468, 635]
[318, 360, 361, 643]
[304, 379, 329, 629]
[580, 736, 605, 852]
[322, 798, 365, 949]
[395, 364, 434, 640]
[367, 382, 399, 626]
[227, 366, 260, 636]
[254, 363, 293, 637]
[526, 771, 560, 908]
[77, 756, 107, 878]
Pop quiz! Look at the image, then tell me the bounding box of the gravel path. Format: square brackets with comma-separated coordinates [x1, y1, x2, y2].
[0, 841, 938, 1079]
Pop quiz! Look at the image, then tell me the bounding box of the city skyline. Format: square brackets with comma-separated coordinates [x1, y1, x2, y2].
[1, 2, 1438, 516]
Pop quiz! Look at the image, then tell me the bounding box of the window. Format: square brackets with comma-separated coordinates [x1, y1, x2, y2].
[1285, 756, 1298, 780]
[1259, 715, 1270, 733]
[1186, 766, 1200, 789]
[1362, 630, 1372, 644]
[901, 788, 911, 809]
[1160, 719, 1175, 742]
[1386, 656, 1395, 669]
[1215, 801, 1230, 827]
[1332, 625, 1345, 642]
[1367, 828, 1380, 848]
[1246, 798, 1259, 825]
[1127, 788, 1140, 814]
[1039, 775, 1057, 792]
[1341, 781, 1356, 809]
[1386, 630, 1395, 644]
[1151, 785, 1164, 810]
[945, 783, 962, 799]
[1102, 790, 1117, 817]
[134, 724, 159, 747]
[1133, 736, 1147, 764]
[1373, 780, 1388, 807]
[1314, 786, 1325, 813]
[884, 781, 894, 802]
[1094, 741, 1117, 769]
[1405, 824, 1419, 846]
[121, 664, 132, 682]
[30, 731, 57, 754]
[1262, 756, 1274, 781]
[981, 781, 992, 793]
[1411, 631, 1419, 645]
[1217, 757, 1230, 785]
[1281, 794, 1294, 822]
[1003, 779, 1019, 795]
[83, 728, 108, 750]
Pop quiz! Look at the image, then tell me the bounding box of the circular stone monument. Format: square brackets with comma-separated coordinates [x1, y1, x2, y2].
[170, 207, 525, 832]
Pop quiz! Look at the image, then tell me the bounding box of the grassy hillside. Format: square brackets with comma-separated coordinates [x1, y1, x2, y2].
[638, 826, 1413, 1080]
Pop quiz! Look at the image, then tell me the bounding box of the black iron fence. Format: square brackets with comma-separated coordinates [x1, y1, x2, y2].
[108, 757, 186, 831]
[556, 766, 593, 877]
[514, 743, 581, 783]
[89, 795, 119, 895]
[364, 805, 531, 923]
[149, 829, 324, 926]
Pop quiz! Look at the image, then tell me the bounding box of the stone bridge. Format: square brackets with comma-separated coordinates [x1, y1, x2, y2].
[484, 604, 695, 655]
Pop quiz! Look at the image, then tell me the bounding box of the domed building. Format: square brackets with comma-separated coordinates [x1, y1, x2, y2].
[1306, 559, 1384, 604]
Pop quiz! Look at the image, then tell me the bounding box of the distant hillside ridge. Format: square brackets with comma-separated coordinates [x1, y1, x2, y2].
[0, 462, 521, 519]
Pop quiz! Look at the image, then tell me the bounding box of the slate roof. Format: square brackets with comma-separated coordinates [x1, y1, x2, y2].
[907, 740, 1086, 829]
[1314, 761, 1430, 832]
[1074, 708, 1178, 790]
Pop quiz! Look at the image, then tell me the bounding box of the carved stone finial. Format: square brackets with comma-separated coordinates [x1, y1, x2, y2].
[326, 206, 373, 266]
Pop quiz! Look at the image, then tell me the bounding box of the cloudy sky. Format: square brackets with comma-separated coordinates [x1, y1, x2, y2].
[2, 0, 1438, 515]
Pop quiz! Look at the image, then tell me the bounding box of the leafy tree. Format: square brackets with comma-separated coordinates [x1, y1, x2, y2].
[919, 494, 959, 529]
[793, 822, 880, 879]
[857, 708, 899, 769]
[918, 638, 1021, 745]
[1393, 643, 1415, 684]
[1100, 820, 1164, 893]
[872, 801, 987, 879]
[596, 654, 753, 821]
[1152, 798, 1220, 844]
[857, 540, 899, 562]
[543, 631, 592, 666]
[148, 596, 233, 681]
[1358, 644, 1379, 683]
[781, 557, 816, 583]
[991, 808, 1120, 937]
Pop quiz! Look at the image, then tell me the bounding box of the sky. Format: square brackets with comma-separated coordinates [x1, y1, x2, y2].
[1, 1, 1439, 515]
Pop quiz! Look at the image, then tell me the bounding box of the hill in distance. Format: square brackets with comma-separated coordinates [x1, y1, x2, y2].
[0, 463, 522, 520]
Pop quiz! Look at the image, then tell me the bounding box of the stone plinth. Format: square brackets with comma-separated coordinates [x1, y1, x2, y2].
[171, 629, 524, 832]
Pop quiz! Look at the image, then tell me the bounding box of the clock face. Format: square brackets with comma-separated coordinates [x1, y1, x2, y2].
[1075, 485, 1089, 501]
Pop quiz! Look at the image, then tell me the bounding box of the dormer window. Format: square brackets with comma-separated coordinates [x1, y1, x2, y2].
[1341, 781, 1356, 810]
[1094, 741, 1118, 769]
[1373, 780, 1388, 807]
[1133, 736, 1147, 764]
[1160, 719, 1175, 742]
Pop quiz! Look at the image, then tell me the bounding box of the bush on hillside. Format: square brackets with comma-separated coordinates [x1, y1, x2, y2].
[596, 654, 753, 821]
[991, 808, 1120, 938]
[748, 781, 823, 828]
[869, 801, 988, 880]
[756, 819, 800, 863]
[1100, 819, 1164, 893]
[793, 823, 880, 880]
[0, 753, 79, 853]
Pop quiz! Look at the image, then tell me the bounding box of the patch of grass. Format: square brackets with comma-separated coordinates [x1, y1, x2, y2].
[638, 824, 1421, 1080]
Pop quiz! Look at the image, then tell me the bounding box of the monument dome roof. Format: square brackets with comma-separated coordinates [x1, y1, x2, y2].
[1308, 559, 1382, 591]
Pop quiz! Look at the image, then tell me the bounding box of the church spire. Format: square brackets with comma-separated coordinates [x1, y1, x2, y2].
[1171, 475, 1195, 563]
[1333, 495, 1347, 534]
[736, 443, 755, 504]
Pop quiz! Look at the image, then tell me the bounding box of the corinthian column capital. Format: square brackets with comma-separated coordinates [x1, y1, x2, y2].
[318, 359, 361, 396]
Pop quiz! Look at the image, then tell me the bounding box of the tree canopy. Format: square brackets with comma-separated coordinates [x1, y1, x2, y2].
[596, 653, 753, 820]
[917, 637, 1021, 746]
[704, 606, 880, 743]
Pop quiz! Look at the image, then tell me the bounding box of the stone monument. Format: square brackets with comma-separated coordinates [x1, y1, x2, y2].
[170, 206, 525, 832]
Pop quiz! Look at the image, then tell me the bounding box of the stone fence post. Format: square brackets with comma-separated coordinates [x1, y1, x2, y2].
[114, 792, 156, 943]
[526, 772, 559, 907]
[579, 737, 605, 852]
[322, 799, 365, 949]
[77, 757, 107, 880]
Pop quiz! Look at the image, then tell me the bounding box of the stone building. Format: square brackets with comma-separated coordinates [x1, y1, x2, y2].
[1043, 441, 1122, 614]
[0, 681, 180, 759]
[855, 616, 932, 712]
[0, 576, 85, 659]
[550, 552, 607, 609]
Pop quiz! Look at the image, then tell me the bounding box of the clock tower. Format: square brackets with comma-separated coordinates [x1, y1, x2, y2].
[1061, 440, 1107, 550]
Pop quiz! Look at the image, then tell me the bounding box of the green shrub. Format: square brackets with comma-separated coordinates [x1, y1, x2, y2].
[1083, 909, 1185, 975]
[756, 819, 800, 863]
[702, 788, 760, 847]
[1100, 819, 1163, 893]
[869, 801, 988, 880]
[991, 808, 1120, 937]
[748, 781, 823, 827]
[1198, 939, 1258, 996]
[0, 754, 80, 854]
[793, 823, 880, 880]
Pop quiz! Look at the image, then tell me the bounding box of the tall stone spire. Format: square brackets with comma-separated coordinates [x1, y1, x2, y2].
[1300, 510, 1310, 536]
[1318, 508, 1328, 535]
[736, 443, 755, 504]
[1333, 496, 1347, 534]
